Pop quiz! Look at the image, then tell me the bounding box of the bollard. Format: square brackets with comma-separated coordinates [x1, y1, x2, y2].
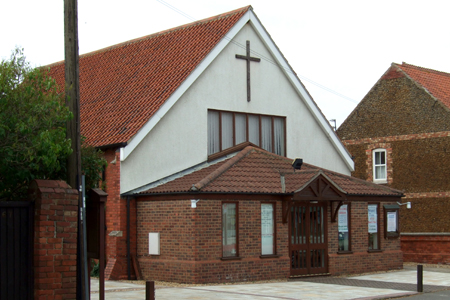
[146, 281, 155, 300]
[417, 264, 423, 292]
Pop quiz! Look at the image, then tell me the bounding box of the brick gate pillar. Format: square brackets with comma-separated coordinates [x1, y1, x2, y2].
[29, 180, 79, 300]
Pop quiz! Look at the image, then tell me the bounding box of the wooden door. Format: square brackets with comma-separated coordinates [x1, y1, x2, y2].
[290, 201, 327, 276]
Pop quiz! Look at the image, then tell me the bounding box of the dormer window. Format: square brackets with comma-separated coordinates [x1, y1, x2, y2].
[373, 149, 387, 183]
[208, 110, 285, 157]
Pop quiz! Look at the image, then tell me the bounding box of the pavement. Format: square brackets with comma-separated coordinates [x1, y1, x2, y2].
[89, 265, 450, 300]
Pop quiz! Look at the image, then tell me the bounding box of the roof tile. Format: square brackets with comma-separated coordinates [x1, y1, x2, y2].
[395, 62, 450, 110]
[47, 6, 250, 147]
[138, 146, 403, 197]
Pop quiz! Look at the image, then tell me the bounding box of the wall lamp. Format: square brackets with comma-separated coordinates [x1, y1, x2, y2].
[397, 201, 411, 209]
[191, 199, 200, 208]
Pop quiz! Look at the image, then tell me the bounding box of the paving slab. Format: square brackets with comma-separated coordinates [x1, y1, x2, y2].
[89, 267, 450, 300]
[90, 279, 415, 300]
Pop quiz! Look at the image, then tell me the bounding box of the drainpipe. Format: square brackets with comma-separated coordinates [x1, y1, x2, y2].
[127, 196, 131, 280]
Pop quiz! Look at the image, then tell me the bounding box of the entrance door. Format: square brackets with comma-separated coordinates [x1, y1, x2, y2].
[290, 201, 327, 276]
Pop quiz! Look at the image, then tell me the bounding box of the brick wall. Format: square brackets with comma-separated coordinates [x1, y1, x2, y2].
[137, 198, 401, 283]
[328, 201, 402, 275]
[401, 235, 450, 264]
[137, 199, 289, 283]
[102, 148, 137, 280]
[29, 180, 79, 300]
[337, 72, 450, 140]
[342, 136, 450, 233]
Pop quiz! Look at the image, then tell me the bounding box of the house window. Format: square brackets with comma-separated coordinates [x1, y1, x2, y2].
[261, 203, 276, 255]
[338, 204, 351, 252]
[368, 204, 380, 250]
[208, 110, 285, 156]
[222, 202, 238, 258]
[373, 149, 387, 183]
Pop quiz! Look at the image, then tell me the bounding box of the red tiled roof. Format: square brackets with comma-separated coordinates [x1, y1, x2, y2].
[47, 6, 250, 147]
[137, 146, 403, 197]
[395, 63, 450, 110]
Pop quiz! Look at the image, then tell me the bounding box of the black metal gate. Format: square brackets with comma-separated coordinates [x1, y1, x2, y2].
[0, 201, 34, 300]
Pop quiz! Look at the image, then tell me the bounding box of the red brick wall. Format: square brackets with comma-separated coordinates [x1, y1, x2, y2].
[328, 201, 403, 275]
[401, 235, 450, 264]
[102, 149, 137, 280]
[137, 198, 401, 283]
[29, 180, 79, 300]
[137, 199, 289, 283]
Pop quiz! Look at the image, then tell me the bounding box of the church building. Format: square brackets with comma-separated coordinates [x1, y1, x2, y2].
[47, 6, 404, 282]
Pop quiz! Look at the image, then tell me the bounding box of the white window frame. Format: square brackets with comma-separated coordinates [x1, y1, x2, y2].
[372, 149, 387, 183]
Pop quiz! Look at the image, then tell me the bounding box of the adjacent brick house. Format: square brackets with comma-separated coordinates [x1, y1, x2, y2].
[337, 62, 450, 264]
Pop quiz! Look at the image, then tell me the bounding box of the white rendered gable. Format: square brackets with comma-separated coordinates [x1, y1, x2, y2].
[120, 9, 353, 172]
[119, 10, 354, 194]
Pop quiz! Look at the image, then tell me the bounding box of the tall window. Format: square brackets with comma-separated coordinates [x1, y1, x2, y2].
[208, 110, 285, 156]
[222, 202, 238, 257]
[373, 149, 387, 183]
[338, 204, 351, 252]
[261, 203, 275, 255]
[368, 204, 379, 250]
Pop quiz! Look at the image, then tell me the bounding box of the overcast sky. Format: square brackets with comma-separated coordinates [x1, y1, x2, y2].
[2, 0, 450, 127]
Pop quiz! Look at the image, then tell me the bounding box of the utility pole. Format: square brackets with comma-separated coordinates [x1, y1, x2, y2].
[64, 0, 86, 299]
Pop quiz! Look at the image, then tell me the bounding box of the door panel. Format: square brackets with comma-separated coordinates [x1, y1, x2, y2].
[290, 202, 327, 276]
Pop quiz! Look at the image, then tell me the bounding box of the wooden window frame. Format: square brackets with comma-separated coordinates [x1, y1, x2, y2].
[384, 204, 400, 239]
[208, 109, 286, 158]
[337, 202, 352, 254]
[221, 201, 241, 260]
[260, 201, 279, 258]
[368, 202, 382, 252]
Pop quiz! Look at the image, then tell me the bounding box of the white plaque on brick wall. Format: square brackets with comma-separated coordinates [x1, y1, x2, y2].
[149, 232, 160, 255]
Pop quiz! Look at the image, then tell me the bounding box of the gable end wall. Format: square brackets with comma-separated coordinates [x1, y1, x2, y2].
[338, 75, 450, 140]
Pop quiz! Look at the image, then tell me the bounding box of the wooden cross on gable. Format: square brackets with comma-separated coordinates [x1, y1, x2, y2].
[235, 40, 261, 102]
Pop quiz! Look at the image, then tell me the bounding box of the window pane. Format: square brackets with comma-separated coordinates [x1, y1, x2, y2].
[248, 115, 260, 146]
[380, 151, 386, 164]
[368, 204, 378, 250]
[374, 152, 381, 165]
[338, 205, 349, 251]
[375, 150, 385, 165]
[261, 204, 274, 255]
[375, 165, 386, 179]
[223, 203, 237, 257]
[274, 117, 285, 156]
[369, 232, 378, 249]
[208, 111, 220, 155]
[235, 113, 247, 145]
[221, 112, 233, 150]
[261, 116, 272, 152]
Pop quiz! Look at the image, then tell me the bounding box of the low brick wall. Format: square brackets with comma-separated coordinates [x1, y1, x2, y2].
[401, 234, 450, 264]
[29, 180, 79, 300]
[329, 250, 403, 275]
